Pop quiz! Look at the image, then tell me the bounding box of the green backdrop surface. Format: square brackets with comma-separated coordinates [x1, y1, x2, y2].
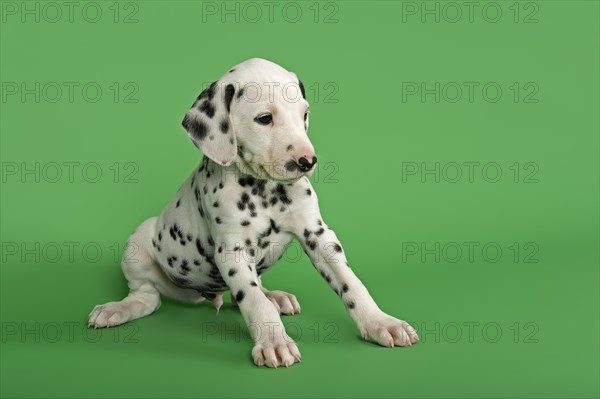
[1, 1, 598, 398]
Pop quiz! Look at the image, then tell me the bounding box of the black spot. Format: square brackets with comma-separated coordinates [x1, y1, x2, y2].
[215, 217, 222, 224]
[176, 199, 181, 207]
[158, 232, 162, 241]
[197, 81, 217, 101]
[298, 80, 306, 98]
[260, 241, 269, 249]
[213, 201, 219, 208]
[237, 88, 244, 98]
[269, 196, 278, 206]
[261, 200, 268, 208]
[285, 160, 300, 172]
[245, 239, 252, 246]
[270, 219, 281, 233]
[286, 144, 293, 152]
[317, 219, 323, 226]
[193, 260, 200, 266]
[346, 301, 355, 309]
[187, 234, 192, 242]
[182, 114, 209, 141]
[235, 290, 245, 303]
[224, 84, 235, 112]
[219, 182, 224, 189]
[220, 119, 229, 133]
[342, 284, 349, 293]
[306, 188, 312, 196]
[303, 229, 311, 239]
[315, 228, 325, 236]
[229, 68, 235, 73]
[237, 201, 246, 211]
[181, 260, 190, 272]
[333, 243, 342, 253]
[218, 246, 222, 253]
[248, 248, 256, 257]
[241, 192, 250, 203]
[250, 281, 258, 287]
[228, 268, 238, 277]
[174, 226, 183, 239]
[198, 101, 216, 118]
[259, 227, 272, 239]
[229, 137, 234, 144]
[241, 220, 250, 226]
[196, 239, 206, 256]
[274, 184, 292, 204]
[238, 176, 256, 187]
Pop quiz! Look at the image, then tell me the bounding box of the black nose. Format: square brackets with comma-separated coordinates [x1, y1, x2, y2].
[298, 156, 317, 172]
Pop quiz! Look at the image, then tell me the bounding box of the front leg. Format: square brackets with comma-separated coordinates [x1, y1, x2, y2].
[295, 217, 419, 347]
[215, 242, 301, 367]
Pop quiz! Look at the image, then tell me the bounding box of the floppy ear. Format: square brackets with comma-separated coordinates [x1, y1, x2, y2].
[182, 81, 237, 166]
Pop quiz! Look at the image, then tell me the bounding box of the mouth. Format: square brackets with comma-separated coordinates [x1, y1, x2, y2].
[237, 157, 305, 183]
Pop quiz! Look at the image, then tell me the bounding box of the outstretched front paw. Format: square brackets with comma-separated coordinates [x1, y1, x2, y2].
[251, 322, 301, 368]
[360, 312, 419, 347]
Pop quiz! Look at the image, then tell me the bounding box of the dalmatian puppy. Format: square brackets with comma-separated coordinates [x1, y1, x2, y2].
[88, 58, 418, 367]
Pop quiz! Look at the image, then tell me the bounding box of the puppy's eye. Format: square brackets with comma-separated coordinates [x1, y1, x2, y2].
[255, 114, 272, 125]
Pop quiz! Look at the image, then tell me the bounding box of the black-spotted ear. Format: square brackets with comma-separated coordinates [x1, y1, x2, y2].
[182, 81, 237, 166]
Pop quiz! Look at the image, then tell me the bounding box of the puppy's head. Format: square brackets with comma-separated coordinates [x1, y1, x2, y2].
[182, 58, 316, 182]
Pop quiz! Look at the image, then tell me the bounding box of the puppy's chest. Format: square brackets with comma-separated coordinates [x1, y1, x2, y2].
[154, 161, 299, 292]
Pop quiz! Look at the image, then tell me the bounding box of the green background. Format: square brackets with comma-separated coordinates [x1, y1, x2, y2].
[1, 1, 598, 398]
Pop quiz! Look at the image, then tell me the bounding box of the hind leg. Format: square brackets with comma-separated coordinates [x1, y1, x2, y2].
[88, 217, 204, 328]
